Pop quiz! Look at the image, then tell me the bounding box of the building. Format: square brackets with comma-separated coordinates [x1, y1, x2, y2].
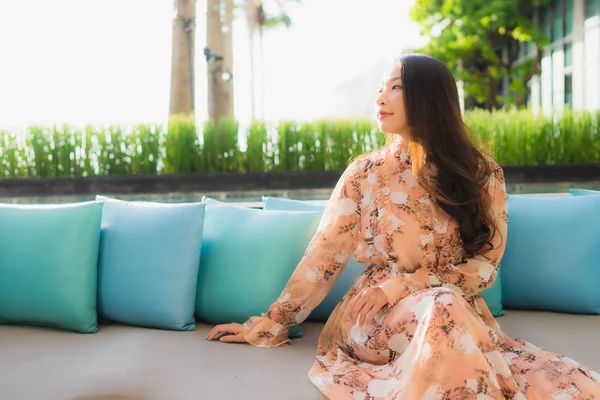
[525, 0, 600, 115]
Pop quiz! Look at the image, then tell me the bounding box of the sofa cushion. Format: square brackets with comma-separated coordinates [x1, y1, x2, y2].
[264, 197, 328, 211]
[0, 310, 598, 400]
[479, 272, 504, 317]
[263, 197, 505, 318]
[570, 188, 600, 196]
[195, 198, 323, 337]
[263, 197, 366, 321]
[0, 201, 103, 333]
[502, 194, 600, 313]
[96, 196, 205, 331]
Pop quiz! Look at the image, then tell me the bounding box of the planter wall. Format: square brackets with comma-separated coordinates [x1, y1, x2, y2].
[1, 163, 600, 202]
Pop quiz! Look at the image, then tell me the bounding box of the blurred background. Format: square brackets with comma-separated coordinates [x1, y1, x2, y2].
[0, 0, 599, 202]
[0, 0, 425, 127]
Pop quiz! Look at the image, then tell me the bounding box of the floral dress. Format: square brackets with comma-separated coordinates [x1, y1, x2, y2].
[242, 137, 600, 399]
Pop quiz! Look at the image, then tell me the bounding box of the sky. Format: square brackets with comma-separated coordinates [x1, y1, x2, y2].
[0, 0, 425, 129]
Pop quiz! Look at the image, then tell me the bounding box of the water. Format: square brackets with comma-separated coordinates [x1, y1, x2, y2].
[2, 181, 599, 206]
[0, 188, 335, 206]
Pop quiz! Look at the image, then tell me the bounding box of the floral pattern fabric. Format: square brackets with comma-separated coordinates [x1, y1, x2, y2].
[242, 138, 600, 399]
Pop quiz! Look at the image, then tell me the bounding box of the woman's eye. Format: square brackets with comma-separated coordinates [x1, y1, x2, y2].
[392, 85, 402, 90]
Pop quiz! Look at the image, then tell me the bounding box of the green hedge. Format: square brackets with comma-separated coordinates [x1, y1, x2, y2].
[1, 110, 599, 178]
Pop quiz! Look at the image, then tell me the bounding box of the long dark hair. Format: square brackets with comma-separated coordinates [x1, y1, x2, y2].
[395, 54, 498, 257]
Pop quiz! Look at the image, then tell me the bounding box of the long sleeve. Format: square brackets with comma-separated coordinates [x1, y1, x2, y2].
[378, 165, 508, 306]
[242, 161, 363, 347]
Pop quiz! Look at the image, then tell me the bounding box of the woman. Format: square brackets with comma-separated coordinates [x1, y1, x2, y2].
[207, 54, 600, 399]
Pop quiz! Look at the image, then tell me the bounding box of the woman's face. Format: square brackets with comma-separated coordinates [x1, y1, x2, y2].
[375, 64, 408, 137]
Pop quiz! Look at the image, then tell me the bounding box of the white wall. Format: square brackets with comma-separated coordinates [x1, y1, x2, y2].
[541, 53, 554, 115]
[584, 15, 600, 111]
[552, 48, 565, 115]
[534, 0, 600, 114]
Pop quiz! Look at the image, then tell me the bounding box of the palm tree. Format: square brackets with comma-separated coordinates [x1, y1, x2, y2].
[169, 0, 197, 117]
[202, 0, 297, 121]
[244, 0, 260, 119]
[244, 0, 295, 120]
[204, 0, 235, 121]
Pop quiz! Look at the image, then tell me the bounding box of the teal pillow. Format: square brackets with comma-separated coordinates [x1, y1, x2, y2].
[263, 197, 366, 321]
[263, 197, 505, 318]
[196, 198, 324, 338]
[0, 201, 103, 333]
[502, 194, 600, 313]
[96, 196, 205, 331]
[570, 188, 600, 196]
[479, 271, 504, 317]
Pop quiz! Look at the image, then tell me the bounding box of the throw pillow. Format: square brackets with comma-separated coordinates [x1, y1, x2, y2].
[501, 194, 600, 313]
[196, 198, 324, 338]
[0, 201, 103, 333]
[96, 196, 205, 331]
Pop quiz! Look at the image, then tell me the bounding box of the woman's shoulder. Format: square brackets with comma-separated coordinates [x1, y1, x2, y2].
[482, 154, 505, 182]
[478, 153, 506, 192]
[347, 147, 388, 172]
[341, 153, 382, 185]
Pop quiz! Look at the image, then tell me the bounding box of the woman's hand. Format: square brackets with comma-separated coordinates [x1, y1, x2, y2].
[347, 287, 388, 326]
[206, 323, 247, 343]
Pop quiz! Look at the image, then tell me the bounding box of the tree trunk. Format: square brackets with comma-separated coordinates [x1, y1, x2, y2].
[207, 0, 224, 121]
[245, 0, 257, 120]
[518, 45, 544, 106]
[258, 26, 265, 120]
[221, 0, 235, 119]
[169, 0, 197, 117]
[487, 75, 499, 110]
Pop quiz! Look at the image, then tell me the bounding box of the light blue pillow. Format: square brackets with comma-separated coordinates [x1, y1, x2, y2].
[263, 197, 329, 212]
[263, 197, 367, 321]
[569, 188, 600, 196]
[0, 201, 103, 333]
[264, 197, 505, 318]
[196, 198, 324, 337]
[96, 196, 205, 331]
[501, 194, 600, 313]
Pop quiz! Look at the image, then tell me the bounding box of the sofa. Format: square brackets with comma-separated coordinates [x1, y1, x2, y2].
[1, 189, 599, 400]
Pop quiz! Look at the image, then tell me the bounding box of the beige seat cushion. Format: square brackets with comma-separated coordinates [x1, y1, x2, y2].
[0, 310, 598, 400]
[0, 322, 325, 400]
[497, 310, 600, 369]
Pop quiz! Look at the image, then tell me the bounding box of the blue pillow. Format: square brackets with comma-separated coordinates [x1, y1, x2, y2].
[196, 198, 324, 337]
[570, 188, 600, 196]
[96, 196, 205, 331]
[263, 197, 367, 321]
[0, 201, 103, 333]
[263, 197, 329, 212]
[264, 197, 505, 318]
[501, 194, 600, 313]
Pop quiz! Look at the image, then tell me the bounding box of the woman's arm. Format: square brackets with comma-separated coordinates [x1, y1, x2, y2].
[242, 161, 364, 347]
[378, 166, 508, 306]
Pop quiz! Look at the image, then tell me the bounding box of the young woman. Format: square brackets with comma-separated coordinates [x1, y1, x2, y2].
[207, 54, 600, 399]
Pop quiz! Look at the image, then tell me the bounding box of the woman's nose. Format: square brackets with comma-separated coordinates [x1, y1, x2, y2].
[376, 92, 385, 107]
